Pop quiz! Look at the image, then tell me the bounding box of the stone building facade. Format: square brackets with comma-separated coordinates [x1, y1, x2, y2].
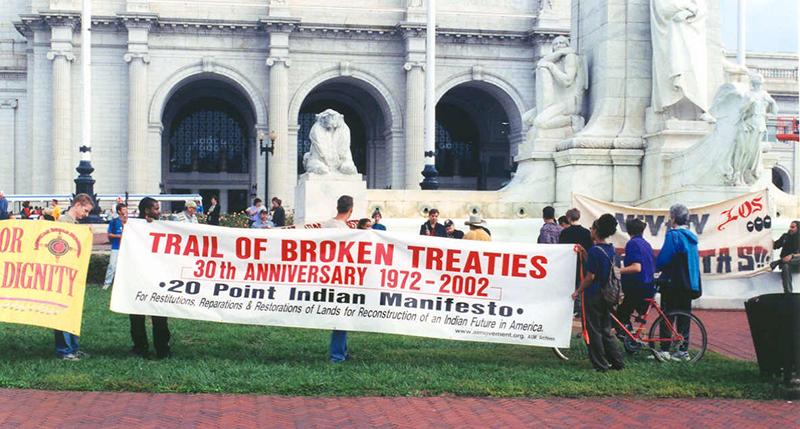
[0, 0, 575, 212]
[0, 1, 797, 214]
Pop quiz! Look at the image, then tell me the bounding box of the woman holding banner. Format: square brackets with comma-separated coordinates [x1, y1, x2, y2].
[571, 214, 625, 372]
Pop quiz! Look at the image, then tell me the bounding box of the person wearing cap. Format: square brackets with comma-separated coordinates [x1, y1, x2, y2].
[252, 208, 273, 229]
[371, 210, 386, 231]
[464, 214, 491, 241]
[444, 219, 464, 239]
[174, 201, 198, 223]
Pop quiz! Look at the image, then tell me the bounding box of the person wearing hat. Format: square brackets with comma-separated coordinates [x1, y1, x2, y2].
[252, 207, 273, 229]
[464, 214, 491, 241]
[174, 200, 198, 223]
[444, 219, 464, 239]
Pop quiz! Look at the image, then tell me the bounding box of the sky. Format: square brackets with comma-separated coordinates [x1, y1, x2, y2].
[719, 0, 799, 53]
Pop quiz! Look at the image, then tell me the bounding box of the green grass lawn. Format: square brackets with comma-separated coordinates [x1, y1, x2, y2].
[0, 286, 781, 398]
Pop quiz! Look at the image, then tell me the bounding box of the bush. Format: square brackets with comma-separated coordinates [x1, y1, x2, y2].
[87, 253, 110, 285]
[220, 211, 251, 228]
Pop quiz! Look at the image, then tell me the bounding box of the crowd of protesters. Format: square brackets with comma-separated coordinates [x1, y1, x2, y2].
[4, 189, 780, 371]
[537, 204, 704, 370]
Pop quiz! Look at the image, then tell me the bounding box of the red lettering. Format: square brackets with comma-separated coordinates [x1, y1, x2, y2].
[407, 245, 425, 268]
[253, 238, 268, 260]
[149, 232, 166, 253]
[445, 249, 460, 272]
[338, 241, 355, 263]
[236, 237, 252, 259]
[374, 243, 394, 266]
[529, 255, 548, 279]
[281, 240, 297, 261]
[512, 254, 526, 278]
[463, 251, 482, 274]
[0, 227, 24, 253]
[426, 247, 444, 270]
[751, 196, 763, 212]
[165, 234, 181, 255]
[484, 252, 501, 275]
[183, 235, 199, 256]
[300, 240, 315, 262]
[356, 242, 370, 264]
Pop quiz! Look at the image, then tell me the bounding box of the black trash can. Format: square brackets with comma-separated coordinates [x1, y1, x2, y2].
[745, 293, 800, 381]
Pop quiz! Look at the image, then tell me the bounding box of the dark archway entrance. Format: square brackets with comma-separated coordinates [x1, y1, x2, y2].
[161, 78, 257, 214]
[297, 78, 389, 189]
[773, 166, 792, 193]
[435, 83, 514, 190]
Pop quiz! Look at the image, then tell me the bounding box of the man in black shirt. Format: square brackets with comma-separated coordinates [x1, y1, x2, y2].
[419, 208, 447, 237]
[771, 220, 800, 293]
[559, 208, 593, 314]
[559, 208, 593, 251]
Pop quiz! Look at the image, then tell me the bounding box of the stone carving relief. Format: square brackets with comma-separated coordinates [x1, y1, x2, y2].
[522, 35, 586, 140]
[675, 75, 778, 187]
[650, 0, 713, 121]
[303, 109, 359, 176]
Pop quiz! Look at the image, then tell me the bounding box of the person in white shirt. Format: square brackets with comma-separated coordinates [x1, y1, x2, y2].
[174, 200, 198, 223]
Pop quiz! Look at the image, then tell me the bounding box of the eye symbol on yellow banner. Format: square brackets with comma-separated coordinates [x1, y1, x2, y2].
[33, 228, 83, 261]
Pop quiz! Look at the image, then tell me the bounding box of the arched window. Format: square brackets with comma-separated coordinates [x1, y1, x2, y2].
[168, 99, 248, 174]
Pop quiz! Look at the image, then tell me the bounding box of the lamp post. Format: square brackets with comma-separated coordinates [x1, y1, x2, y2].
[420, 0, 439, 190]
[75, 0, 101, 222]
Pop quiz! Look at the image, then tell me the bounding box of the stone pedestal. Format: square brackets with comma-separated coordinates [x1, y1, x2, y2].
[294, 173, 367, 224]
[553, 148, 643, 208]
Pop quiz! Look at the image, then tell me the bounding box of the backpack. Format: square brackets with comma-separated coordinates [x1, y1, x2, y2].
[597, 247, 623, 307]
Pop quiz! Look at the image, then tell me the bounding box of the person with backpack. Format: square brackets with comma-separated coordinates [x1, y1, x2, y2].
[571, 213, 624, 372]
[654, 203, 701, 362]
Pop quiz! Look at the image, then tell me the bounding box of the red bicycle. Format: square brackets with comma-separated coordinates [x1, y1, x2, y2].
[553, 287, 708, 363]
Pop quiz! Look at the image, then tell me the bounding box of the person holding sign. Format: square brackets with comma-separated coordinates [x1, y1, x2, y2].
[54, 193, 94, 360]
[571, 214, 625, 372]
[129, 197, 172, 359]
[322, 195, 355, 363]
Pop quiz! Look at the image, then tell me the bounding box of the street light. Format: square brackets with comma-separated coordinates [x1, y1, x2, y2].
[259, 130, 277, 155]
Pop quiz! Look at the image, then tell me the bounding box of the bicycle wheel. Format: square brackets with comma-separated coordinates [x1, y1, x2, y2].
[646, 311, 707, 363]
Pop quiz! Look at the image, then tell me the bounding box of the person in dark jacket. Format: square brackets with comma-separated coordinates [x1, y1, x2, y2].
[655, 203, 701, 362]
[771, 220, 800, 293]
[444, 219, 464, 239]
[560, 208, 592, 314]
[206, 195, 221, 226]
[270, 197, 286, 227]
[571, 213, 624, 372]
[129, 197, 172, 359]
[371, 210, 387, 231]
[419, 208, 446, 237]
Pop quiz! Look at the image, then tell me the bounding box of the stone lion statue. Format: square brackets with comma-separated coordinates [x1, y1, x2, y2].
[303, 109, 358, 175]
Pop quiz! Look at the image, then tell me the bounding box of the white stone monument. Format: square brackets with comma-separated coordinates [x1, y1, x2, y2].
[294, 109, 367, 224]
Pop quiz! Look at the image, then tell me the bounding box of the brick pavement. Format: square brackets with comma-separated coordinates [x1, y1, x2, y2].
[695, 310, 756, 361]
[0, 389, 796, 428]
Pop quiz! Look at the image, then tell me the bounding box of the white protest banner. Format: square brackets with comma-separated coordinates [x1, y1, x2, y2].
[573, 189, 773, 279]
[110, 220, 577, 348]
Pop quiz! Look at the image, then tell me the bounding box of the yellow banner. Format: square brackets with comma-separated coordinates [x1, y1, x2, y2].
[0, 220, 93, 335]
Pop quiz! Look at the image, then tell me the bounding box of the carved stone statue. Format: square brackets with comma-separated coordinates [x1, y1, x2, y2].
[303, 109, 359, 176]
[650, 0, 711, 120]
[523, 36, 586, 137]
[728, 74, 778, 185]
[675, 75, 778, 187]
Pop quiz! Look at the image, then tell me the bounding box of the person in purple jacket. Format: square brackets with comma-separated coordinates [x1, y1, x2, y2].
[537, 206, 562, 244]
[616, 218, 656, 331]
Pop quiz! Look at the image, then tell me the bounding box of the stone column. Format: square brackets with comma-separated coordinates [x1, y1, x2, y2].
[0, 99, 19, 192]
[124, 52, 150, 193]
[47, 47, 75, 194]
[124, 18, 154, 194]
[267, 56, 290, 203]
[404, 62, 425, 188]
